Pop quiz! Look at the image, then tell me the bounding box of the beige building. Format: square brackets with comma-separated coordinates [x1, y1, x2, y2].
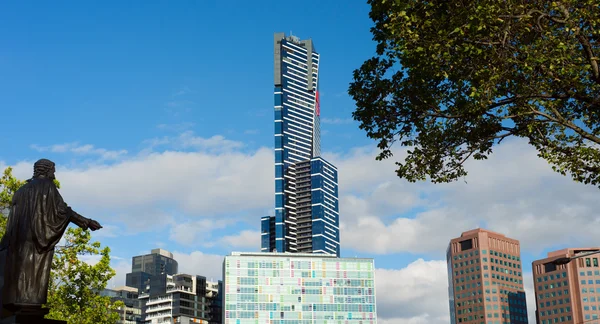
[532, 248, 600, 324]
[446, 228, 529, 324]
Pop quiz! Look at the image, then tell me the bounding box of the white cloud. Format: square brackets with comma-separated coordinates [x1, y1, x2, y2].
[219, 230, 261, 250]
[172, 251, 224, 282]
[169, 219, 233, 246]
[330, 139, 600, 255]
[8, 135, 600, 255]
[7, 137, 273, 229]
[30, 143, 127, 160]
[143, 132, 245, 153]
[376, 259, 450, 324]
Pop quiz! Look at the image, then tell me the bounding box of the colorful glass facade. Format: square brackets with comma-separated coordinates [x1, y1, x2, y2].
[222, 252, 377, 323]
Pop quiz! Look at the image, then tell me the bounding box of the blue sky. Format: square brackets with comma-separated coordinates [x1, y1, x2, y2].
[1, 1, 373, 158]
[2, 2, 599, 323]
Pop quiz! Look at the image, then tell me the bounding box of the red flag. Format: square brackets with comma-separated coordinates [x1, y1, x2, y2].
[315, 91, 320, 116]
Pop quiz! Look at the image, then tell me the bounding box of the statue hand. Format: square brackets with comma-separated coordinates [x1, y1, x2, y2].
[87, 219, 103, 231]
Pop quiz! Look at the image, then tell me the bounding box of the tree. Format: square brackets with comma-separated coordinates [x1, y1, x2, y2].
[0, 167, 25, 237]
[349, 0, 600, 186]
[45, 228, 123, 324]
[0, 167, 122, 323]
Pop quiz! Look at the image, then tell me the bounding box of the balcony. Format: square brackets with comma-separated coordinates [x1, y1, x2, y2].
[146, 296, 172, 306]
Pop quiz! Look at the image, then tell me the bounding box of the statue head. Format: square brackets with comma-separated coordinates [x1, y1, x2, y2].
[33, 159, 56, 180]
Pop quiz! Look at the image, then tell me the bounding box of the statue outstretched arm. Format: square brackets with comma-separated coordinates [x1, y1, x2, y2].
[67, 207, 102, 231]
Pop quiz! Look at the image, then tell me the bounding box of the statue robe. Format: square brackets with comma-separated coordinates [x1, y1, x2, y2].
[0, 177, 72, 307]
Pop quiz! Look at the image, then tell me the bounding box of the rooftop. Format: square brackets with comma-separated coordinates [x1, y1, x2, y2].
[228, 252, 372, 261]
[460, 228, 508, 238]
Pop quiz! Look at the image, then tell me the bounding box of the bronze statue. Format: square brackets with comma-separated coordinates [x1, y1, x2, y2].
[0, 159, 102, 321]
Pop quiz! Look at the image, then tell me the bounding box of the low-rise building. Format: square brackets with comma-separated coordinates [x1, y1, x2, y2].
[222, 252, 377, 323]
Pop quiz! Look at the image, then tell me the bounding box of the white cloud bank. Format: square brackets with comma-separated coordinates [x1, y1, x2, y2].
[2, 133, 598, 323]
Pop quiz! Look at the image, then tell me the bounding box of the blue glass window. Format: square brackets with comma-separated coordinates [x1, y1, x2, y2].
[311, 176, 323, 189]
[274, 108, 282, 120]
[275, 150, 283, 163]
[275, 180, 284, 192]
[274, 121, 283, 134]
[275, 195, 283, 208]
[274, 94, 282, 106]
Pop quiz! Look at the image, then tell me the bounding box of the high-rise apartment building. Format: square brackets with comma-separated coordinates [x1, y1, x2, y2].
[139, 273, 223, 324]
[447, 229, 529, 324]
[222, 252, 377, 323]
[125, 248, 179, 294]
[261, 32, 340, 257]
[532, 248, 600, 324]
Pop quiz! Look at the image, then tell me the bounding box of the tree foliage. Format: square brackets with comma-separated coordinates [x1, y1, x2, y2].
[0, 167, 25, 237]
[0, 167, 122, 323]
[45, 228, 123, 324]
[349, 0, 600, 185]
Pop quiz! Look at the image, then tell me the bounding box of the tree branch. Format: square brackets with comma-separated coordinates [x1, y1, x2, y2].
[576, 33, 600, 83]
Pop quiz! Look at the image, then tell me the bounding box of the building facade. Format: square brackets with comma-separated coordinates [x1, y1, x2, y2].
[222, 252, 377, 323]
[447, 229, 528, 324]
[261, 32, 340, 257]
[126, 249, 179, 293]
[139, 273, 223, 324]
[101, 286, 142, 324]
[532, 248, 600, 324]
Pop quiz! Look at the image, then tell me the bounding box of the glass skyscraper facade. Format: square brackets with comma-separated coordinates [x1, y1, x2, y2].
[261, 32, 340, 257]
[222, 252, 377, 323]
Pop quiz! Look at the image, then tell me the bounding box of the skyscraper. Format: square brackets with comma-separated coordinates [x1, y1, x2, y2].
[261, 32, 340, 256]
[532, 247, 600, 324]
[447, 228, 529, 324]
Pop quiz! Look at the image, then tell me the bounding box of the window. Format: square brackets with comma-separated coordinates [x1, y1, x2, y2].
[460, 239, 473, 251]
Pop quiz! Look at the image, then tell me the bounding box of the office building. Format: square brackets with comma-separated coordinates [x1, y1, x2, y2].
[100, 286, 142, 323]
[222, 252, 377, 323]
[261, 32, 340, 256]
[139, 273, 223, 324]
[532, 248, 600, 324]
[125, 249, 179, 293]
[447, 228, 528, 324]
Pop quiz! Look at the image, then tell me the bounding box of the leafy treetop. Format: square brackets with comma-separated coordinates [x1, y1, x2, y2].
[349, 0, 600, 186]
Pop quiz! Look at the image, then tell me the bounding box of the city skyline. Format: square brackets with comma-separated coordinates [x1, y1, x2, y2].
[2, 1, 600, 323]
